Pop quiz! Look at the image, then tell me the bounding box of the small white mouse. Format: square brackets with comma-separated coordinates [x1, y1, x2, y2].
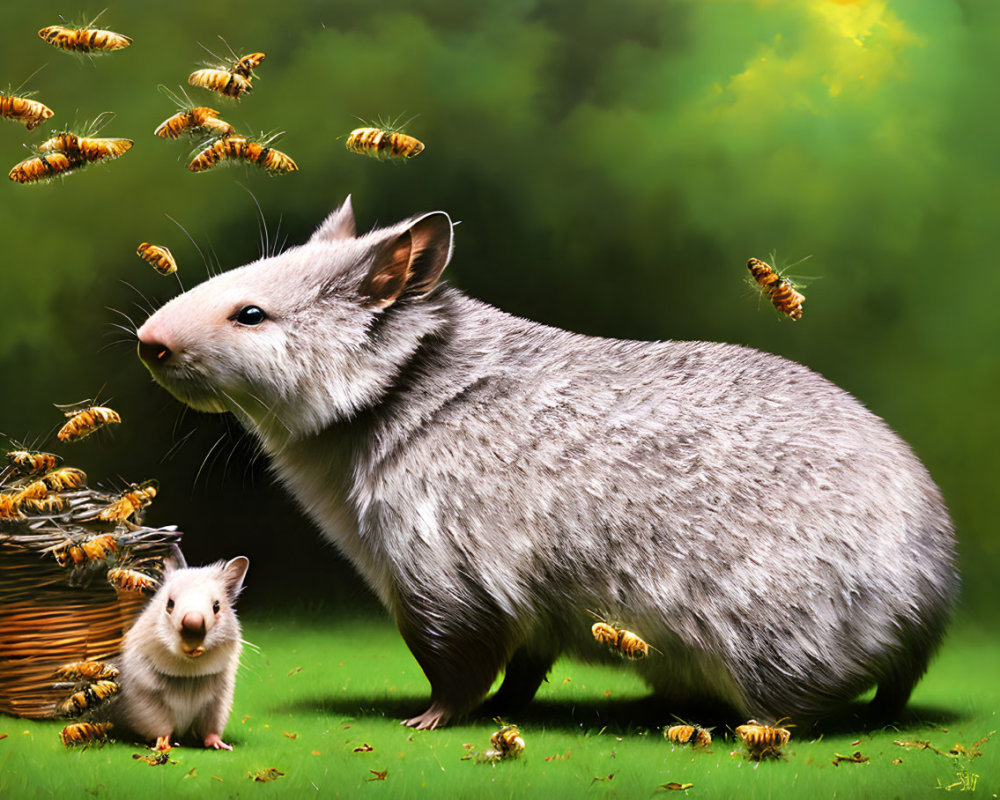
[112, 556, 249, 750]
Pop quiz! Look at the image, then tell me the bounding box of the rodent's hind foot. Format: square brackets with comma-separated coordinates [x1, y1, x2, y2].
[402, 702, 451, 730]
[204, 733, 233, 750]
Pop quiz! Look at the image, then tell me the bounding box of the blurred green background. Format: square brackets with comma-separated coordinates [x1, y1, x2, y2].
[0, 0, 996, 624]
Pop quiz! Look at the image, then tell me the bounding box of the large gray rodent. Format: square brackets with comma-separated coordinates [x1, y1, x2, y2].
[135, 197, 957, 730]
[111, 556, 249, 749]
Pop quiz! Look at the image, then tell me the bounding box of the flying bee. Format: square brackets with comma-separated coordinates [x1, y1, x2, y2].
[96, 481, 157, 523]
[107, 566, 159, 594]
[6, 450, 61, 477]
[188, 68, 251, 99]
[39, 132, 133, 164]
[57, 406, 121, 442]
[490, 724, 526, 758]
[665, 722, 713, 747]
[746, 256, 807, 321]
[233, 52, 266, 77]
[60, 721, 114, 748]
[55, 661, 120, 681]
[38, 10, 132, 54]
[188, 134, 297, 174]
[345, 127, 424, 161]
[42, 467, 87, 491]
[136, 242, 177, 275]
[735, 719, 792, 761]
[591, 621, 651, 659]
[8, 151, 74, 184]
[59, 680, 119, 716]
[154, 106, 233, 139]
[0, 93, 54, 130]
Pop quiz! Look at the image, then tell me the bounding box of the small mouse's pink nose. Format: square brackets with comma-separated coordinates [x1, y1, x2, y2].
[181, 611, 206, 639]
[137, 337, 172, 366]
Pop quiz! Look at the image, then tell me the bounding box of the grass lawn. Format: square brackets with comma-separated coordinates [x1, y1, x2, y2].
[1, 613, 997, 799]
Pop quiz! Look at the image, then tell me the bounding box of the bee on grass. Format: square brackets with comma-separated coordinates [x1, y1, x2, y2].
[490, 724, 526, 759]
[38, 10, 132, 54]
[55, 661, 120, 682]
[5, 450, 61, 478]
[8, 151, 73, 184]
[665, 722, 713, 747]
[60, 721, 114, 748]
[137, 242, 178, 275]
[746, 254, 811, 321]
[107, 565, 159, 593]
[57, 405, 121, 442]
[734, 719, 793, 761]
[188, 133, 297, 174]
[345, 115, 424, 161]
[59, 680, 119, 717]
[591, 621, 651, 660]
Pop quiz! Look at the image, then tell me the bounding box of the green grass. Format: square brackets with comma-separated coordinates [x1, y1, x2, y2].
[1, 615, 997, 799]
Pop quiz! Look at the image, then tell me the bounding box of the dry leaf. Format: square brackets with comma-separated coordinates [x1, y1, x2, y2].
[287, 667, 303, 677]
[241, 715, 250, 724]
[212, 776, 223, 782]
[657, 783, 694, 791]
[590, 773, 616, 785]
[367, 769, 388, 782]
[284, 732, 298, 740]
[132, 752, 174, 766]
[354, 743, 374, 752]
[0, 734, 8, 741]
[832, 751, 869, 766]
[185, 768, 197, 778]
[891, 758, 903, 765]
[311, 750, 322, 756]
[544, 751, 571, 762]
[251, 767, 285, 782]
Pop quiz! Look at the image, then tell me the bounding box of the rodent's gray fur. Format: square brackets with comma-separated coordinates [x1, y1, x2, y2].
[111, 557, 249, 749]
[136, 197, 957, 730]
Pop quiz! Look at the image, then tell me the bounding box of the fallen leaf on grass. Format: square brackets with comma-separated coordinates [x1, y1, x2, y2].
[0, 734, 8, 741]
[590, 773, 616, 785]
[185, 768, 197, 778]
[311, 750, 322, 756]
[832, 752, 869, 766]
[891, 758, 903, 765]
[250, 768, 285, 783]
[354, 744, 374, 752]
[132, 752, 174, 766]
[850, 739, 861, 746]
[544, 751, 571, 762]
[656, 783, 694, 791]
[284, 732, 298, 740]
[241, 715, 250, 724]
[893, 739, 949, 756]
[287, 667, 303, 677]
[212, 776, 223, 782]
[562, 678, 571, 683]
[367, 770, 388, 782]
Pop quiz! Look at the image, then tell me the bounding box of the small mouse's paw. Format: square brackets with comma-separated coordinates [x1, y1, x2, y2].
[204, 733, 233, 750]
[155, 736, 173, 751]
[402, 702, 450, 730]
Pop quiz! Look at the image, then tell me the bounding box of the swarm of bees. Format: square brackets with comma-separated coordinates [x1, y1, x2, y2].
[746, 257, 806, 321]
[665, 723, 713, 748]
[346, 126, 425, 161]
[591, 621, 651, 660]
[734, 719, 792, 761]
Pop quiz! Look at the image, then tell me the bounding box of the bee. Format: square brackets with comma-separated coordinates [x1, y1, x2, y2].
[591, 621, 651, 659]
[60, 721, 114, 747]
[59, 680, 119, 716]
[0, 93, 54, 130]
[55, 661, 120, 681]
[154, 106, 233, 140]
[665, 723, 713, 747]
[19, 495, 68, 514]
[188, 68, 252, 99]
[6, 450, 61, 477]
[38, 11, 132, 54]
[345, 127, 425, 161]
[490, 724, 526, 758]
[52, 533, 118, 567]
[39, 132, 133, 164]
[14, 480, 49, 503]
[233, 52, 266, 77]
[57, 406, 121, 442]
[0, 494, 25, 520]
[746, 257, 806, 321]
[188, 135, 297, 174]
[136, 242, 178, 275]
[42, 467, 87, 491]
[8, 151, 74, 184]
[735, 719, 792, 761]
[107, 566, 159, 594]
[97, 481, 157, 523]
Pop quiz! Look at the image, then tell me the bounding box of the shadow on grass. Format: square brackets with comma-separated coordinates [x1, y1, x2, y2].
[274, 692, 964, 736]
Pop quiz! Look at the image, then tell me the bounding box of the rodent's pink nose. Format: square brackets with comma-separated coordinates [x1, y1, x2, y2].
[181, 611, 206, 639]
[137, 337, 172, 366]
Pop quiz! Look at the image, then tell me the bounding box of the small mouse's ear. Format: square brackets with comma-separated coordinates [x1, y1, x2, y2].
[163, 544, 187, 573]
[222, 556, 250, 597]
[310, 195, 356, 242]
[360, 211, 453, 309]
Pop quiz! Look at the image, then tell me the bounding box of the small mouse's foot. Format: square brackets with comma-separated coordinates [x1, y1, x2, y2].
[204, 733, 233, 750]
[402, 702, 450, 730]
[155, 736, 173, 751]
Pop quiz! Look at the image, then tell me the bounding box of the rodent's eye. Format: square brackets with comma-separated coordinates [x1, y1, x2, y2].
[166, 598, 175, 612]
[213, 600, 221, 615]
[231, 305, 267, 326]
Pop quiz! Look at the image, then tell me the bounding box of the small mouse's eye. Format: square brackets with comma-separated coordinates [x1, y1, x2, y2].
[232, 305, 267, 326]
[213, 600, 221, 615]
[166, 598, 175, 612]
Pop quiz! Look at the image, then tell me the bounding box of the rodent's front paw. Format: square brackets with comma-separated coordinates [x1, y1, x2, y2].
[402, 702, 450, 730]
[204, 733, 233, 750]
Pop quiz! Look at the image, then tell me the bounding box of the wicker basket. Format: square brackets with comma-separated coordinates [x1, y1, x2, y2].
[1, 467, 182, 719]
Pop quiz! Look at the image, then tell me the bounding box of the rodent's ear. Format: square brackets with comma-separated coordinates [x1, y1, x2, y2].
[360, 212, 453, 309]
[310, 195, 356, 242]
[222, 556, 250, 597]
